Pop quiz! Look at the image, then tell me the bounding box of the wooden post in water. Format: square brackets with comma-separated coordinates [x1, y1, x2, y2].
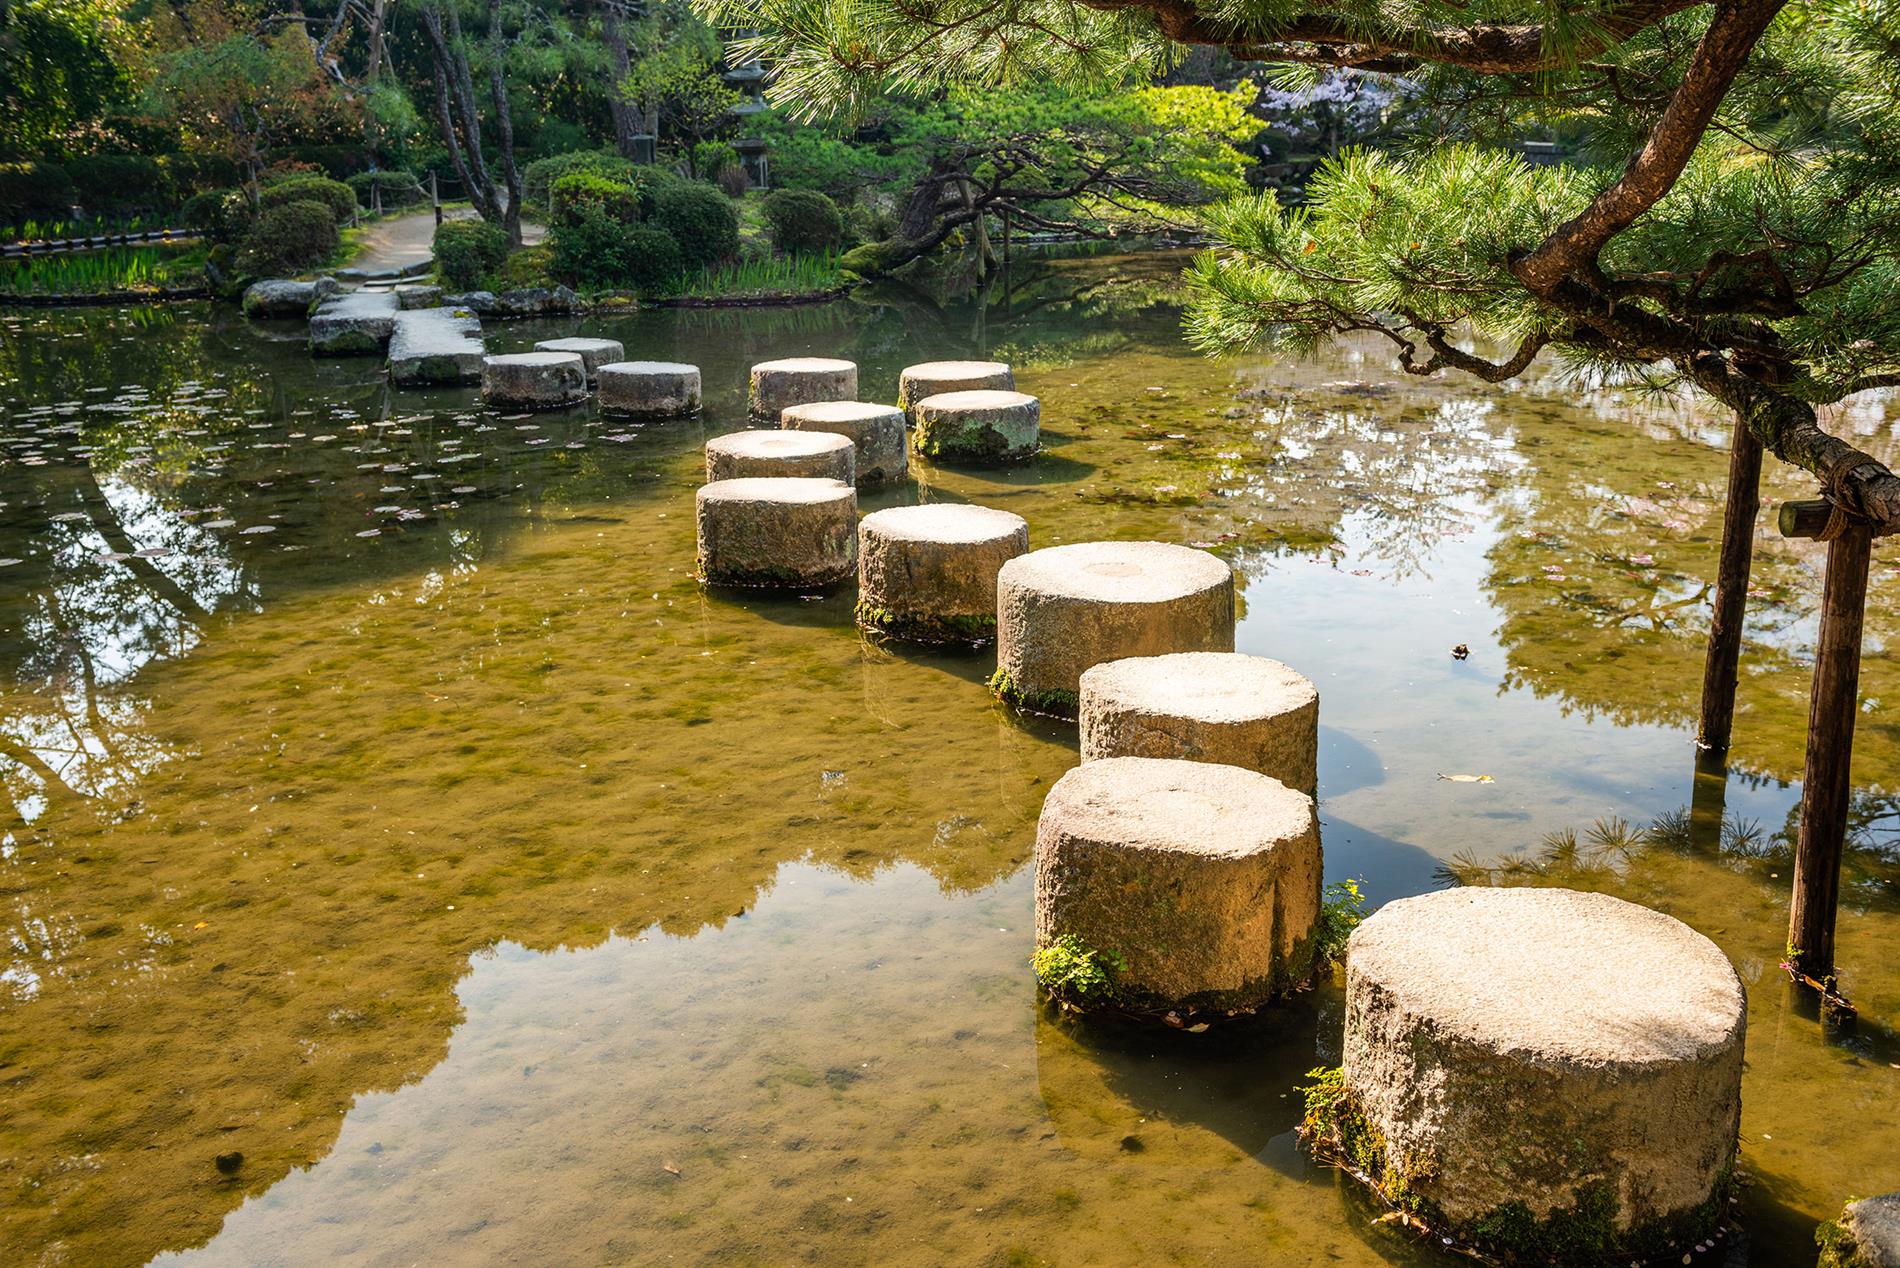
[1783, 509, 1876, 987]
[1697, 423, 1763, 752]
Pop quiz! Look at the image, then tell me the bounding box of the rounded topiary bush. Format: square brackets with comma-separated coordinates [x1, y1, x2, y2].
[549, 172, 644, 229]
[550, 214, 683, 293]
[179, 188, 254, 244]
[434, 218, 510, 291]
[258, 176, 357, 224]
[763, 189, 845, 255]
[652, 181, 738, 270]
[240, 199, 339, 275]
[522, 149, 638, 205]
[0, 162, 78, 221]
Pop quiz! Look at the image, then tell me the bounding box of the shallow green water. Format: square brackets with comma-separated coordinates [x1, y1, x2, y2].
[0, 256, 1895, 1267]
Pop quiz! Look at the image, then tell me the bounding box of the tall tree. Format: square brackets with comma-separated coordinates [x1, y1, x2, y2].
[417, 0, 523, 244]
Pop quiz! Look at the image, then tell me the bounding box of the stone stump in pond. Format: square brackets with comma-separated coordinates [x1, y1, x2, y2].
[309, 290, 400, 355]
[857, 504, 1029, 644]
[242, 276, 341, 319]
[1080, 652, 1319, 796]
[897, 360, 1015, 423]
[696, 477, 857, 589]
[1821, 1193, 1900, 1268]
[598, 361, 701, 417]
[705, 430, 856, 484]
[1320, 887, 1746, 1263]
[534, 336, 625, 384]
[749, 357, 857, 420]
[912, 390, 1040, 464]
[780, 401, 908, 485]
[992, 541, 1234, 717]
[481, 352, 587, 410]
[1034, 756, 1320, 1014]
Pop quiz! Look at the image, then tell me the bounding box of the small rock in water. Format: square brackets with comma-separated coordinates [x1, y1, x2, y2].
[214, 1151, 243, 1175]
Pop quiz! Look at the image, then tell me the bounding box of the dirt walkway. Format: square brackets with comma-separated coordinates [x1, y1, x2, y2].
[349, 209, 546, 274]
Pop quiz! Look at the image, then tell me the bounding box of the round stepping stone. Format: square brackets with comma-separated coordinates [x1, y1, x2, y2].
[533, 336, 625, 383]
[1034, 756, 1319, 1013]
[705, 429, 855, 483]
[992, 542, 1233, 717]
[780, 401, 907, 485]
[481, 352, 586, 410]
[1080, 652, 1318, 795]
[913, 389, 1040, 464]
[1330, 888, 1746, 1258]
[598, 361, 701, 417]
[695, 477, 857, 589]
[749, 357, 857, 420]
[1827, 1193, 1900, 1268]
[897, 360, 1014, 421]
[857, 503, 1029, 644]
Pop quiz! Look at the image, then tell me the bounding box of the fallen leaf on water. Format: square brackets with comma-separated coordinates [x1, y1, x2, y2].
[192, 921, 209, 930]
[1437, 773, 1495, 784]
[662, 1160, 681, 1177]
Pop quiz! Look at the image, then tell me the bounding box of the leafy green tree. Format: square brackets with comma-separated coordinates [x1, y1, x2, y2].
[0, 0, 138, 158]
[619, 35, 739, 173]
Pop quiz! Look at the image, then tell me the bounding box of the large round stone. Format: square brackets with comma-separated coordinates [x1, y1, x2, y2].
[1034, 757, 1320, 1013]
[598, 361, 701, 417]
[780, 400, 908, 485]
[749, 357, 857, 419]
[993, 542, 1234, 717]
[533, 336, 625, 383]
[857, 503, 1029, 644]
[695, 477, 857, 589]
[913, 389, 1040, 464]
[1826, 1193, 1900, 1268]
[1333, 887, 1746, 1258]
[897, 360, 1014, 422]
[706, 429, 856, 483]
[481, 352, 586, 410]
[1080, 652, 1318, 796]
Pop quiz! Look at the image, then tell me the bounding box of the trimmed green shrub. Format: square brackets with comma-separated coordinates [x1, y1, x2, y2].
[651, 181, 738, 269]
[522, 149, 638, 205]
[65, 156, 168, 214]
[549, 172, 644, 229]
[0, 162, 78, 219]
[763, 189, 845, 255]
[492, 244, 556, 290]
[692, 141, 740, 181]
[346, 170, 426, 208]
[259, 176, 357, 224]
[240, 200, 338, 275]
[433, 218, 509, 290]
[549, 215, 682, 293]
[179, 188, 254, 244]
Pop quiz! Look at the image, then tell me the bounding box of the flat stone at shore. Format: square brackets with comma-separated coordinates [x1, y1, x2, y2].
[394, 285, 443, 310]
[481, 351, 587, 409]
[598, 361, 701, 417]
[243, 277, 341, 319]
[534, 337, 625, 382]
[1337, 887, 1746, 1251]
[443, 286, 583, 318]
[706, 429, 856, 483]
[309, 290, 401, 356]
[388, 307, 484, 387]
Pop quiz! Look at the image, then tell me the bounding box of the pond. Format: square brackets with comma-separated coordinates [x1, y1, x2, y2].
[1, 254, 1896, 1267]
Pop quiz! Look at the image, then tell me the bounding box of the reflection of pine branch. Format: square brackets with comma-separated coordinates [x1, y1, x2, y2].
[0, 735, 85, 805]
[69, 469, 210, 620]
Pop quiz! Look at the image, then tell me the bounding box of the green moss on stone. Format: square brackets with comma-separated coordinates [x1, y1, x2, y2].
[988, 666, 1079, 719]
[856, 601, 998, 646]
[1299, 1066, 1733, 1266]
[1817, 1212, 1870, 1268]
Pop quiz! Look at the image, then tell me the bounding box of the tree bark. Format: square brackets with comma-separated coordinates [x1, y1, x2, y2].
[485, 0, 523, 246]
[599, 4, 651, 161]
[1696, 419, 1762, 751]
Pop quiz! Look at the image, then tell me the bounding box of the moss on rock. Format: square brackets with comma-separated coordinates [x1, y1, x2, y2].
[989, 666, 1079, 719]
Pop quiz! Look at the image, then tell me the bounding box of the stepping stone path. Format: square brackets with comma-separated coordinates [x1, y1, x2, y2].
[1080, 652, 1319, 795]
[749, 357, 857, 420]
[395, 285, 443, 310]
[1034, 756, 1319, 1013]
[706, 430, 856, 483]
[1824, 1193, 1900, 1268]
[388, 308, 484, 387]
[309, 290, 401, 355]
[696, 477, 857, 589]
[993, 541, 1234, 717]
[481, 352, 586, 410]
[243, 277, 341, 319]
[599, 361, 701, 417]
[913, 389, 1040, 464]
[897, 360, 1015, 422]
[857, 504, 1029, 644]
[534, 337, 625, 384]
[1332, 887, 1746, 1258]
[781, 401, 908, 485]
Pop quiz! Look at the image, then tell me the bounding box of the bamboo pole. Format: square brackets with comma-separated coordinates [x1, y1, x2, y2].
[1697, 422, 1763, 752]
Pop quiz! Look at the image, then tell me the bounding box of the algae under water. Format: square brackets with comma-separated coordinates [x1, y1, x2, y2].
[0, 255, 1895, 1266]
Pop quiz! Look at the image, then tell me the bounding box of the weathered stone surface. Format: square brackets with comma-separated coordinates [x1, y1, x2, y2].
[242, 276, 341, 319]
[598, 360, 701, 417]
[913, 389, 1040, 464]
[748, 357, 857, 419]
[394, 285, 443, 310]
[534, 336, 625, 382]
[308, 290, 400, 355]
[695, 477, 857, 588]
[994, 542, 1234, 716]
[387, 307, 484, 387]
[480, 352, 586, 409]
[857, 503, 1028, 643]
[1035, 756, 1320, 1011]
[897, 360, 1014, 421]
[445, 286, 583, 318]
[705, 429, 855, 483]
[1827, 1194, 1900, 1268]
[780, 400, 907, 485]
[1340, 887, 1746, 1245]
[1080, 652, 1319, 795]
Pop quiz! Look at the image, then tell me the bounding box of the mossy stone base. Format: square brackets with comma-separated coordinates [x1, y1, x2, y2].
[857, 602, 998, 646]
[989, 666, 1079, 719]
